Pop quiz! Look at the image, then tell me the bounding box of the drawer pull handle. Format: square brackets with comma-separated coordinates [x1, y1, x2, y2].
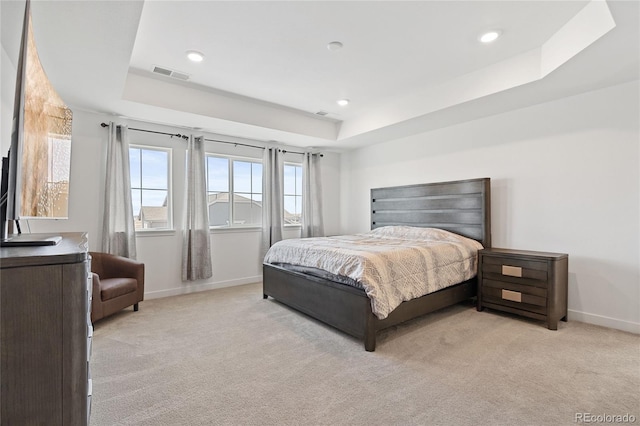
[502, 289, 522, 302]
[502, 265, 522, 277]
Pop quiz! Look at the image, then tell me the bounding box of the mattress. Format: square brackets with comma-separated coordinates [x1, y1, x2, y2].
[269, 263, 363, 289]
[263, 226, 483, 319]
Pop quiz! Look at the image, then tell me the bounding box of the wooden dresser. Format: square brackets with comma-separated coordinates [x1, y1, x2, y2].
[477, 248, 568, 330]
[0, 232, 92, 425]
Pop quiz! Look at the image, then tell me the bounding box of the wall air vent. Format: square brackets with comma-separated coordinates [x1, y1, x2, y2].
[152, 65, 190, 81]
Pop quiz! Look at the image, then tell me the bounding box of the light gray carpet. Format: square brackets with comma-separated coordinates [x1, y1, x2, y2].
[90, 283, 639, 426]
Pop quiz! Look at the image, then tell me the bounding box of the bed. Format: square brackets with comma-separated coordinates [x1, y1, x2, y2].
[262, 177, 491, 351]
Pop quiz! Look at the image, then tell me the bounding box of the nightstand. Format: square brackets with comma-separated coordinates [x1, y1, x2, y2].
[477, 248, 568, 330]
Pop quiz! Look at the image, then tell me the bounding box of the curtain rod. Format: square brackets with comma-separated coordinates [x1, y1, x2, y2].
[204, 137, 264, 151]
[100, 122, 322, 156]
[203, 138, 322, 157]
[100, 122, 189, 140]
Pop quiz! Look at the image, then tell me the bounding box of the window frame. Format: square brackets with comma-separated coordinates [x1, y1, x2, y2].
[205, 153, 263, 230]
[283, 161, 303, 227]
[129, 144, 173, 232]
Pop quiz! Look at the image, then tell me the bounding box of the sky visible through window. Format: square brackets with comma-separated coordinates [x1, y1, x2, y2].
[207, 156, 228, 193]
[233, 161, 263, 201]
[130, 147, 169, 218]
[207, 158, 263, 199]
[284, 164, 302, 223]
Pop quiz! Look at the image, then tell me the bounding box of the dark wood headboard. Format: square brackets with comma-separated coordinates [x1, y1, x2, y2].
[370, 178, 491, 248]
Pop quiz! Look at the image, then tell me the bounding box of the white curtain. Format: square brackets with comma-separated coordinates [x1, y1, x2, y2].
[182, 135, 213, 281]
[260, 147, 284, 259]
[102, 122, 137, 258]
[301, 153, 324, 238]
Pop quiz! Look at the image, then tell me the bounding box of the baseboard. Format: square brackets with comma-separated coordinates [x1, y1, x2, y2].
[144, 275, 262, 300]
[568, 309, 640, 334]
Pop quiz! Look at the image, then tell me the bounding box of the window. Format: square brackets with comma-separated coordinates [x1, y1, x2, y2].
[206, 155, 263, 227]
[43, 135, 71, 218]
[129, 146, 171, 230]
[283, 163, 302, 225]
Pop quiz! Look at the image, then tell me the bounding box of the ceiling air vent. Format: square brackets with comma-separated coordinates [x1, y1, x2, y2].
[152, 66, 172, 76]
[171, 72, 190, 81]
[152, 65, 190, 81]
[315, 111, 329, 116]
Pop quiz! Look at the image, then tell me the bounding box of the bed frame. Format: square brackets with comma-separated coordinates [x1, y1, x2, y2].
[263, 177, 491, 351]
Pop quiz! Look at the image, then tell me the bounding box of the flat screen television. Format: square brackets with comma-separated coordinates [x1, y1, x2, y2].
[1, 0, 72, 247]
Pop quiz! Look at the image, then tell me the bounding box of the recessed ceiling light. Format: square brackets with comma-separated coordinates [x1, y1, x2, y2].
[479, 30, 501, 43]
[186, 50, 205, 62]
[337, 99, 350, 106]
[327, 41, 343, 51]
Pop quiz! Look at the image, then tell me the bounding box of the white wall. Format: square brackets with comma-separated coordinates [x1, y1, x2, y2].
[23, 109, 342, 298]
[340, 80, 640, 334]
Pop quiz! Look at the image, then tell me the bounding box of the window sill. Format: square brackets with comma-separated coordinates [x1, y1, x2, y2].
[209, 227, 262, 234]
[133, 226, 298, 236]
[135, 229, 176, 237]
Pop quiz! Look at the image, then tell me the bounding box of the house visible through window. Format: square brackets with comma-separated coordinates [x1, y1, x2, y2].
[206, 155, 263, 227]
[283, 163, 302, 225]
[129, 145, 171, 230]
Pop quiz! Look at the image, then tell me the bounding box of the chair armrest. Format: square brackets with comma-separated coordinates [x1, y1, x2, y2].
[91, 272, 104, 322]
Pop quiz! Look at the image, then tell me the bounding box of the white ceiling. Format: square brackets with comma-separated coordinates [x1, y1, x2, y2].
[2, 1, 638, 151]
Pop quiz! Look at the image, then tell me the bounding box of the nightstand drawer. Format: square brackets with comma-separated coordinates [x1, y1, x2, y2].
[482, 256, 548, 284]
[483, 279, 547, 298]
[482, 286, 547, 311]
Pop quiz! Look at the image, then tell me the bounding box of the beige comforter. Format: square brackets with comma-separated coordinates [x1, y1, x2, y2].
[263, 226, 483, 319]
